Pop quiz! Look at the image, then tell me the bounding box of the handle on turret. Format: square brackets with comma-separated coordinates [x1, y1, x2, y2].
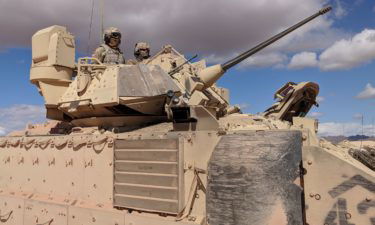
[197, 6, 332, 89]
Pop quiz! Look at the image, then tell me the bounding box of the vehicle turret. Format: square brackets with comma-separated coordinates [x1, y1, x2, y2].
[29, 7, 331, 129]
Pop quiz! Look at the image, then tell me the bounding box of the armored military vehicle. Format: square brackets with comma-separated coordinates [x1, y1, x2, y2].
[0, 6, 374, 225]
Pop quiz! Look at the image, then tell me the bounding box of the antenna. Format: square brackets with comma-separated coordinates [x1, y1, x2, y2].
[100, 0, 104, 43]
[360, 114, 364, 150]
[86, 0, 95, 55]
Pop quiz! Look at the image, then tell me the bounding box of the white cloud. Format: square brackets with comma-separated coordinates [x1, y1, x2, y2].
[0, 127, 6, 136]
[288, 52, 318, 69]
[236, 103, 250, 111]
[356, 83, 375, 99]
[352, 113, 363, 120]
[239, 52, 288, 68]
[319, 29, 375, 70]
[319, 122, 374, 136]
[316, 96, 325, 103]
[354, 0, 364, 6]
[288, 29, 375, 71]
[205, 53, 234, 65]
[0, 0, 346, 64]
[334, 0, 347, 19]
[206, 51, 288, 69]
[309, 112, 323, 118]
[0, 104, 46, 135]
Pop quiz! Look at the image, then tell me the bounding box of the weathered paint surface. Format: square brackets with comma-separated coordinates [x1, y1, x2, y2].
[303, 146, 375, 225]
[207, 130, 303, 225]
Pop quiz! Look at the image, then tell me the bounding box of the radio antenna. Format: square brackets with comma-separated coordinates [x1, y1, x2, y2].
[360, 114, 364, 150]
[86, 0, 95, 55]
[100, 0, 104, 43]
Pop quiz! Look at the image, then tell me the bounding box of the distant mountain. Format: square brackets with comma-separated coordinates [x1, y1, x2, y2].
[347, 135, 371, 141]
[322, 136, 347, 144]
[322, 135, 375, 144]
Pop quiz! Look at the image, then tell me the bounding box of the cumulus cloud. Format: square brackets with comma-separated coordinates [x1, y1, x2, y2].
[356, 83, 375, 99]
[288, 52, 318, 69]
[334, 0, 347, 19]
[205, 53, 234, 65]
[205, 52, 288, 68]
[309, 112, 323, 118]
[239, 52, 288, 68]
[319, 29, 375, 70]
[288, 29, 375, 70]
[0, 105, 46, 135]
[0, 127, 6, 136]
[319, 122, 373, 136]
[316, 96, 325, 103]
[236, 103, 250, 111]
[0, 0, 344, 63]
[352, 113, 364, 120]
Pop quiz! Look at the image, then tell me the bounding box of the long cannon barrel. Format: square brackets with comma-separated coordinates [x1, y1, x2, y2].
[222, 6, 332, 71]
[197, 6, 332, 89]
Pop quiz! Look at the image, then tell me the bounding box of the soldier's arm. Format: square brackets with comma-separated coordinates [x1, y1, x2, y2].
[92, 47, 105, 63]
[120, 53, 126, 64]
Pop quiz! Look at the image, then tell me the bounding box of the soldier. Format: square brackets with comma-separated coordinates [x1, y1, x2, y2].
[92, 27, 125, 64]
[134, 42, 151, 63]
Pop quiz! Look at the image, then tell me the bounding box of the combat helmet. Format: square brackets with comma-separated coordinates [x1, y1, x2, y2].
[134, 42, 150, 60]
[104, 27, 122, 44]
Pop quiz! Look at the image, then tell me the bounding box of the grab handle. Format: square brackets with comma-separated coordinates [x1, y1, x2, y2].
[0, 210, 13, 223]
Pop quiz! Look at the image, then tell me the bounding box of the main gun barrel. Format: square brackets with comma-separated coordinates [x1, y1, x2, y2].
[197, 6, 332, 90]
[221, 6, 332, 71]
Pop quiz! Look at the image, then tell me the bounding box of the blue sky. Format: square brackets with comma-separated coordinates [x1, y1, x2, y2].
[0, 0, 374, 136]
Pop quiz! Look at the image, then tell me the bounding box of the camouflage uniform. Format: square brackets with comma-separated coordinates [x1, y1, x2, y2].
[92, 27, 125, 64]
[93, 44, 125, 64]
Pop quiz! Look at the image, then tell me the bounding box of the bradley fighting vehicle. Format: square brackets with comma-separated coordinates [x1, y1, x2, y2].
[0, 6, 374, 225]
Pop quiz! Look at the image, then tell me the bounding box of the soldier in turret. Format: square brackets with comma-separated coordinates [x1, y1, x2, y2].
[134, 42, 151, 63]
[92, 27, 125, 64]
[126, 42, 151, 64]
